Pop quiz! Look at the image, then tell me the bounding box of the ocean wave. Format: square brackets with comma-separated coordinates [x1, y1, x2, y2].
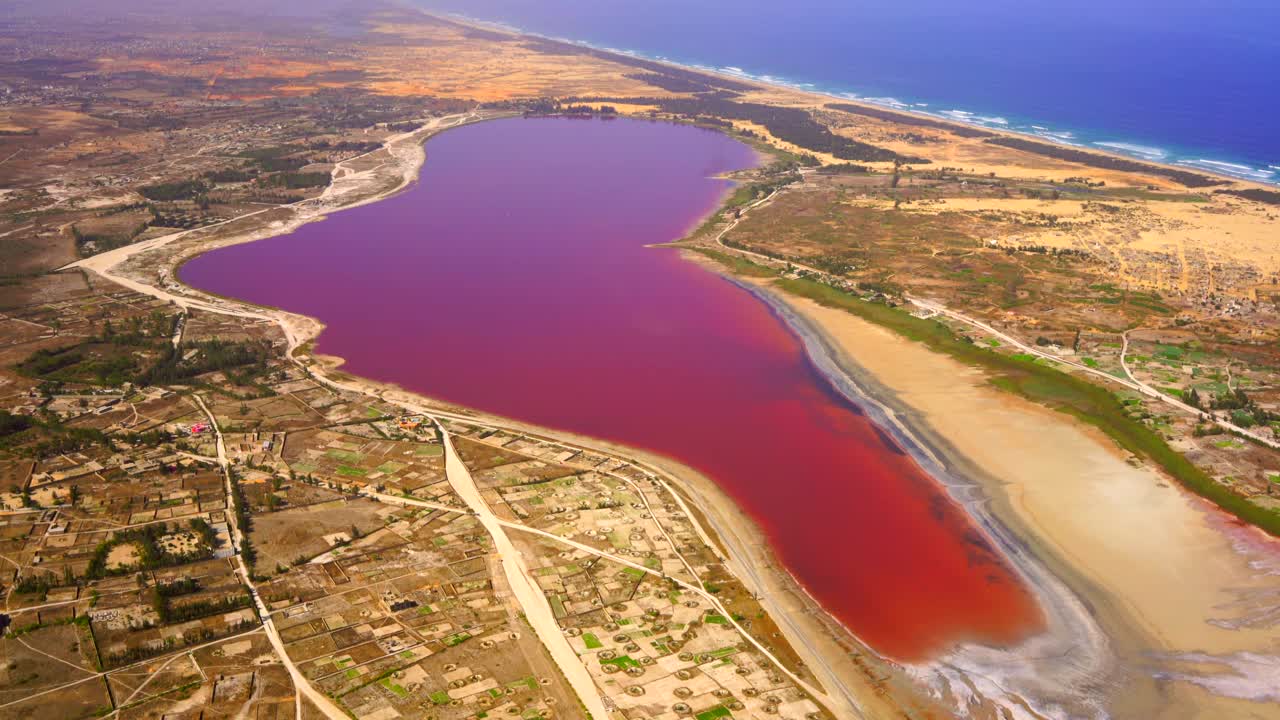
[1095, 141, 1169, 160]
[441, 9, 1279, 188]
[1177, 159, 1276, 181]
[1013, 123, 1078, 145]
[865, 96, 908, 108]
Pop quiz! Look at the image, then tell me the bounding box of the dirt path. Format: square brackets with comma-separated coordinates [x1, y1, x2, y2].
[432, 422, 614, 720]
[193, 394, 347, 720]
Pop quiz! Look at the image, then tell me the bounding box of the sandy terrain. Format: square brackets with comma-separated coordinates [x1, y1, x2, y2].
[762, 284, 1280, 717]
[51, 20, 1280, 713]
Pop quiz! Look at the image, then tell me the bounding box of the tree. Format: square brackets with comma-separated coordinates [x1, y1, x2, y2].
[1185, 387, 1202, 409]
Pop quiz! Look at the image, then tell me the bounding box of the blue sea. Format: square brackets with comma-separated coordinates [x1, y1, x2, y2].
[415, 0, 1280, 184]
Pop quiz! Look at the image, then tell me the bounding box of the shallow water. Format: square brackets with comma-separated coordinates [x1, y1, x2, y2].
[181, 116, 1041, 660]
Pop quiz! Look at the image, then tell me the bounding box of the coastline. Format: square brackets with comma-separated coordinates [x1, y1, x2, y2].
[432, 11, 1280, 189]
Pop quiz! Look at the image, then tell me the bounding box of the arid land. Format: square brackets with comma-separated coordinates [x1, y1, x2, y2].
[2, 3, 1280, 720]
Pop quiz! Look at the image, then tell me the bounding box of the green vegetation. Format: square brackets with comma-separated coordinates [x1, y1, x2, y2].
[0, 409, 33, 437]
[136, 339, 273, 387]
[689, 248, 777, 278]
[72, 219, 150, 255]
[600, 655, 641, 670]
[442, 631, 472, 647]
[0, 409, 109, 457]
[774, 277, 1280, 537]
[582, 632, 603, 649]
[86, 517, 218, 578]
[696, 706, 733, 720]
[139, 179, 208, 201]
[234, 145, 303, 161]
[18, 344, 139, 386]
[256, 157, 308, 172]
[379, 677, 409, 698]
[261, 171, 331, 189]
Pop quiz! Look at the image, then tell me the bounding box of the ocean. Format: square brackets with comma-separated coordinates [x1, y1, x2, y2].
[415, 0, 1280, 184]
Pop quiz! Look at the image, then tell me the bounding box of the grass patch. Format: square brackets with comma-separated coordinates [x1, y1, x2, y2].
[600, 655, 641, 670]
[690, 247, 778, 278]
[775, 277, 1280, 538]
[696, 707, 733, 720]
[583, 633, 603, 649]
[379, 678, 409, 698]
[443, 631, 471, 647]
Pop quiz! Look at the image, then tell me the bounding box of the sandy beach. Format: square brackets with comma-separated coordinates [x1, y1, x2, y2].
[750, 280, 1280, 718]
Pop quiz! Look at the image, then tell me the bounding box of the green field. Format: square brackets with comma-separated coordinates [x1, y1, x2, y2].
[379, 678, 408, 698]
[443, 631, 472, 647]
[696, 707, 732, 720]
[600, 655, 641, 670]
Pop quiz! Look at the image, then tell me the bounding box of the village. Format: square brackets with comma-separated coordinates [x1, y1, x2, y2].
[0, 249, 837, 720]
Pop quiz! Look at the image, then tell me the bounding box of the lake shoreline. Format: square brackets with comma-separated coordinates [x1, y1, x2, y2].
[79, 96, 1280, 719]
[84, 113, 945, 717]
[720, 265, 1280, 717]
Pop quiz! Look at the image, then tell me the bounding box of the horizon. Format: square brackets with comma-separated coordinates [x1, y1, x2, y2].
[416, 0, 1280, 181]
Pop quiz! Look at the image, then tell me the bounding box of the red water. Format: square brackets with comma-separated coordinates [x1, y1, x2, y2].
[181, 117, 1042, 660]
